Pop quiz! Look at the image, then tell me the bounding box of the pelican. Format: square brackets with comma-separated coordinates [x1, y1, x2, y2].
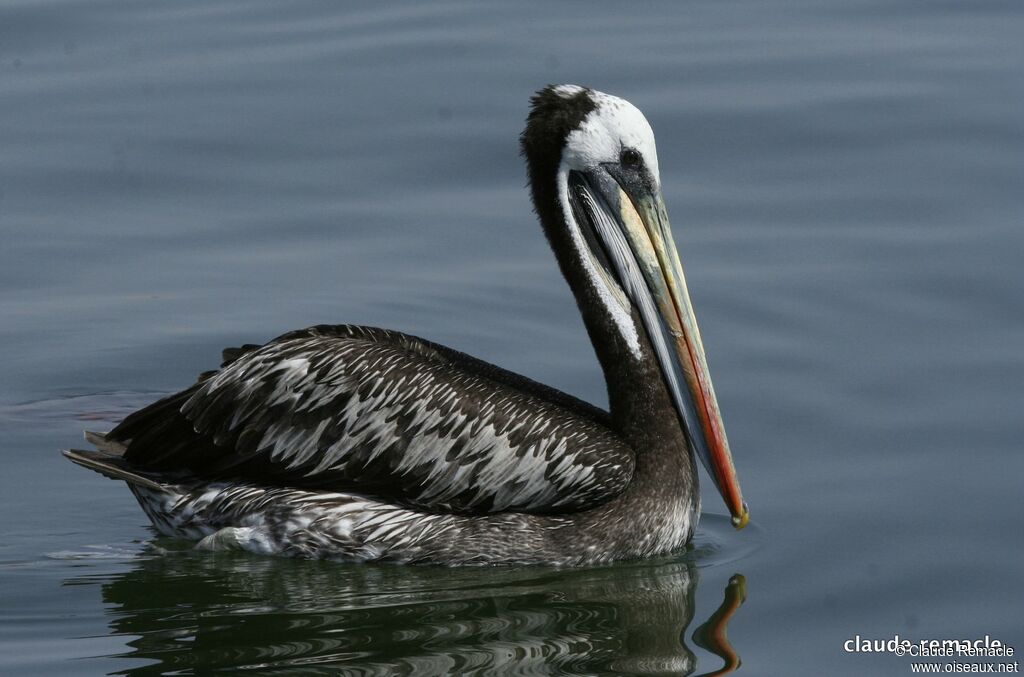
[64, 85, 748, 566]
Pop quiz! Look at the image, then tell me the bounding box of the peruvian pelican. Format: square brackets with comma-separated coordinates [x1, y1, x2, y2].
[64, 85, 748, 565]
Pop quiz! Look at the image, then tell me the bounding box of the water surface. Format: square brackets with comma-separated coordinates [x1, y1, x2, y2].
[1, 1, 1022, 674]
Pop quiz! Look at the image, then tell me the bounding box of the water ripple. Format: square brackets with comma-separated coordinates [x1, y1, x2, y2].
[55, 531, 754, 675]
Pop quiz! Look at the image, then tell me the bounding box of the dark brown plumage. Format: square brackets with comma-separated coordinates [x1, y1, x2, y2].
[63, 85, 728, 565]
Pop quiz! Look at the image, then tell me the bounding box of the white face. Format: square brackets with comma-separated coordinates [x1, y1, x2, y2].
[554, 85, 661, 185]
[551, 86, 667, 360]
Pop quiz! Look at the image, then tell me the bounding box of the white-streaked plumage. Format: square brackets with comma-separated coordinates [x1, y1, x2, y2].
[62, 85, 737, 565]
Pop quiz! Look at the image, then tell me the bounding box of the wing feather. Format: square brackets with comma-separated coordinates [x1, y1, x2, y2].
[111, 325, 634, 514]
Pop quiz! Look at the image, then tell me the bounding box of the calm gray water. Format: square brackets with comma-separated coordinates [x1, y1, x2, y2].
[1, 1, 1021, 674]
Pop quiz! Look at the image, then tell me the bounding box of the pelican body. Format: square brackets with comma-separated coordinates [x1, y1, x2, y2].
[64, 85, 748, 566]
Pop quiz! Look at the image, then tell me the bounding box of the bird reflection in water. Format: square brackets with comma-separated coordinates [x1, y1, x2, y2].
[64, 544, 746, 676]
[691, 575, 746, 677]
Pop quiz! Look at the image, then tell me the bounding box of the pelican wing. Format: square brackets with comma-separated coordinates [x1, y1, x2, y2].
[110, 325, 634, 514]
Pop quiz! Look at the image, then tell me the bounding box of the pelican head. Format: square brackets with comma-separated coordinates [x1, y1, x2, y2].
[522, 84, 748, 529]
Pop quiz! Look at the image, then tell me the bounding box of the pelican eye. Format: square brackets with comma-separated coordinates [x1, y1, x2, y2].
[620, 148, 641, 167]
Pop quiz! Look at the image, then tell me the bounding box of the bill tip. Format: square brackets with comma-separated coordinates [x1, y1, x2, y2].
[731, 502, 750, 530]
